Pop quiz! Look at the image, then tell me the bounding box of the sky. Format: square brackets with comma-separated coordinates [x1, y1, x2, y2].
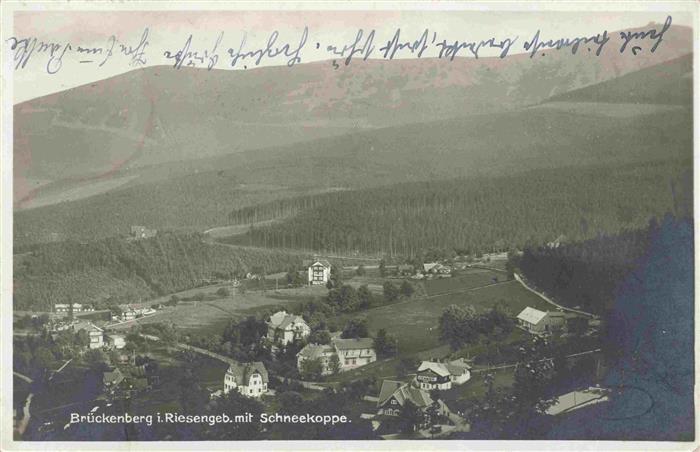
[4, 6, 695, 103]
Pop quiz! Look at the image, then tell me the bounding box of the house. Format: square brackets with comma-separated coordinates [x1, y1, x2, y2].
[307, 260, 331, 285]
[103, 368, 125, 388]
[106, 334, 126, 350]
[481, 252, 509, 261]
[546, 234, 567, 249]
[423, 263, 440, 274]
[72, 321, 104, 349]
[223, 361, 269, 398]
[296, 343, 336, 376]
[122, 309, 137, 322]
[55, 303, 84, 314]
[376, 380, 450, 421]
[296, 337, 377, 375]
[266, 311, 311, 345]
[517, 307, 568, 334]
[397, 264, 415, 276]
[130, 225, 157, 240]
[333, 337, 377, 371]
[416, 358, 471, 390]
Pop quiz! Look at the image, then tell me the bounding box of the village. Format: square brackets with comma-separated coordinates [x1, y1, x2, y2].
[13, 251, 604, 439]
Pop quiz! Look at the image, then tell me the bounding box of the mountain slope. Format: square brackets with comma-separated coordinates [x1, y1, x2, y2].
[14, 23, 692, 203]
[546, 53, 692, 105]
[221, 159, 691, 255]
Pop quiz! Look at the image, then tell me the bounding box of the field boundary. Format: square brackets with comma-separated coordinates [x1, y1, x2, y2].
[514, 273, 596, 318]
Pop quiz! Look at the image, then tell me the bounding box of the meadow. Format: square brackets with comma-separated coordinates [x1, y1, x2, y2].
[108, 282, 328, 334]
[337, 271, 552, 356]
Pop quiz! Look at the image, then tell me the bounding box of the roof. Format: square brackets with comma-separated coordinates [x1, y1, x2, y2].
[445, 358, 471, 375]
[332, 337, 374, 350]
[419, 359, 471, 377]
[517, 307, 548, 325]
[423, 262, 440, 271]
[417, 361, 450, 377]
[377, 380, 403, 405]
[226, 361, 269, 385]
[297, 343, 334, 360]
[377, 380, 432, 408]
[268, 311, 307, 330]
[310, 260, 331, 268]
[73, 321, 103, 333]
[545, 387, 610, 416]
[103, 368, 124, 386]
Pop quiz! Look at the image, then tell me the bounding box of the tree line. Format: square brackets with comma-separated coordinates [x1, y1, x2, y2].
[226, 160, 689, 256]
[14, 232, 307, 312]
[511, 216, 663, 316]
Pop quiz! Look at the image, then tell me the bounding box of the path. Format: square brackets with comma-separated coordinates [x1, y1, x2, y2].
[514, 273, 597, 318]
[139, 334, 237, 366]
[49, 359, 73, 381]
[16, 393, 34, 436]
[103, 312, 162, 330]
[13, 371, 33, 384]
[471, 348, 602, 373]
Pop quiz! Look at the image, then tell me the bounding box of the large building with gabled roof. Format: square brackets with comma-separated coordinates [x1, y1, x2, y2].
[376, 380, 450, 422]
[307, 259, 331, 285]
[296, 336, 377, 375]
[517, 307, 567, 334]
[266, 310, 311, 345]
[415, 358, 471, 390]
[223, 361, 269, 398]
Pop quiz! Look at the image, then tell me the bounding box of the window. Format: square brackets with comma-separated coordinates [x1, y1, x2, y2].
[391, 399, 397, 405]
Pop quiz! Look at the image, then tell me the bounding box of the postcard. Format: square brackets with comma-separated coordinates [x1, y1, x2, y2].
[1, 1, 697, 450]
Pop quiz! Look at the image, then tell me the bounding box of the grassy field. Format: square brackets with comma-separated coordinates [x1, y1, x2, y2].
[422, 268, 506, 296]
[336, 275, 551, 356]
[108, 283, 328, 334]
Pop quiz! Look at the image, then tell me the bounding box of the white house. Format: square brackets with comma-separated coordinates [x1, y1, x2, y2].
[307, 260, 331, 285]
[72, 321, 104, 349]
[416, 358, 471, 390]
[223, 361, 269, 398]
[122, 309, 137, 322]
[517, 307, 567, 334]
[106, 334, 126, 350]
[55, 303, 84, 314]
[266, 311, 311, 345]
[332, 337, 377, 371]
[297, 337, 377, 375]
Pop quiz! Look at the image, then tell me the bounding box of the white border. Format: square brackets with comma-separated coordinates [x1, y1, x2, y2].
[1, 1, 698, 451]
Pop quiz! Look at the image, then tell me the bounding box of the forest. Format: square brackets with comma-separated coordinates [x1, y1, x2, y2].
[224, 159, 690, 256]
[13, 232, 306, 311]
[511, 211, 692, 316]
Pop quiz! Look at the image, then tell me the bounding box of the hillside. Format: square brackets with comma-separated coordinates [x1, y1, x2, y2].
[13, 22, 692, 204]
[546, 53, 692, 105]
[221, 159, 691, 255]
[15, 94, 692, 249]
[13, 232, 309, 311]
